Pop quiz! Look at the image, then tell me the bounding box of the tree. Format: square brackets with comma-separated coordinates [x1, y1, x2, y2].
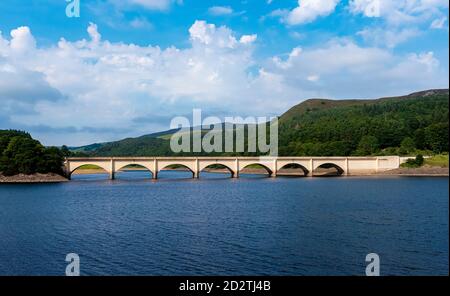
[413, 129, 426, 150]
[60, 145, 71, 157]
[425, 123, 449, 153]
[356, 136, 379, 155]
[399, 137, 415, 155]
[0, 130, 65, 176]
[1, 136, 43, 175]
[415, 154, 424, 166]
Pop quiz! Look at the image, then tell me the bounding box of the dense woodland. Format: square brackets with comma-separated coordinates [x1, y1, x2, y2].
[278, 91, 449, 156]
[0, 130, 66, 176]
[1, 90, 448, 176]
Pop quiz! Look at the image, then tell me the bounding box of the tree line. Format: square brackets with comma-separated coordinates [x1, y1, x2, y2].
[0, 130, 67, 176]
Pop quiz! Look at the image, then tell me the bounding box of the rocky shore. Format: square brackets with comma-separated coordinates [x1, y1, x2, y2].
[0, 173, 68, 183]
[378, 166, 449, 176]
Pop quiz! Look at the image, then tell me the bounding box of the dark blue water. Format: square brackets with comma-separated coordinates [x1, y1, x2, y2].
[0, 171, 448, 275]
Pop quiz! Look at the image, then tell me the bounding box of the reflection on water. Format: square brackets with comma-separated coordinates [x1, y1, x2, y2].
[0, 171, 448, 275]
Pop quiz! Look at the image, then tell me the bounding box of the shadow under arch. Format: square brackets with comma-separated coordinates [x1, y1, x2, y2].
[115, 164, 153, 179]
[200, 164, 235, 178]
[278, 163, 309, 177]
[240, 163, 273, 177]
[314, 163, 344, 177]
[70, 164, 109, 180]
[158, 164, 195, 179]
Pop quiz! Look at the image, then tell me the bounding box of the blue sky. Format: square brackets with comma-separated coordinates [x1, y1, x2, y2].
[0, 0, 449, 145]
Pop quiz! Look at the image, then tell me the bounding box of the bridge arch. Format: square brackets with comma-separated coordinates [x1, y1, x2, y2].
[199, 163, 235, 178]
[115, 163, 154, 178]
[116, 163, 153, 173]
[158, 163, 196, 179]
[240, 163, 273, 177]
[69, 163, 110, 179]
[313, 162, 345, 176]
[278, 163, 309, 177]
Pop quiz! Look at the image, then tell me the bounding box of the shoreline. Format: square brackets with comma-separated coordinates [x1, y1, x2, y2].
[0, 173, 68, 183]
[1, 166, 447, 183]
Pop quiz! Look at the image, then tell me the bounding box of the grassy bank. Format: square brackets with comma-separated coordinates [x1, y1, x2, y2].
[424, 154, 449, 167]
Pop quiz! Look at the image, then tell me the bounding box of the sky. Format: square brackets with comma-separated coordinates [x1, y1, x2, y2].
[0, 0, 449, 146]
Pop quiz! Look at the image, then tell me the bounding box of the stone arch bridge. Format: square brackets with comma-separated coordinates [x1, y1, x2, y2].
[64, 156, 401, 180]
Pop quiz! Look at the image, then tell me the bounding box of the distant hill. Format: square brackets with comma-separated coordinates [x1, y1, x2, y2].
[280, 89, 449, 121]
[70, 89, 449, 157]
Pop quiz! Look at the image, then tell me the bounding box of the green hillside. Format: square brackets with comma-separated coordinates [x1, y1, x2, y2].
[278, 89, 449, 156]
[70, 89, 449, 157]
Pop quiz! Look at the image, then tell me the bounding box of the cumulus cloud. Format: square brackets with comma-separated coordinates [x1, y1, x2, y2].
[189, 20, 239, 48]
[0, 22, 447, 145]
[10, 26, 36, 54]
[286, 0, 340, 25]
[268, 39, 447, 97]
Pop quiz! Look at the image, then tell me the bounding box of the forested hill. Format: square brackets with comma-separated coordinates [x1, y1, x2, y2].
[278, 89, 449, 156]
[70, 89, 449, 157]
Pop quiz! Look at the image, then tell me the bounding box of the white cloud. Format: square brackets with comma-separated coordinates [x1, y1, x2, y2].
[286, 0, 340, 25]
[307, 74, 320, 82]
[0, 22, 447, 145]
[239, 34, 257, 44]
[430, 16, 448, 29]
[189, 20, 238, 48]
[267, 39, 447, 98]
[349, 0, 448, 47]
[349, 0, 381, 17]
[87, 23, 102, 44]
[10, 26, 36, 54]
[357, 27, 421, 48]
[349, 0, 449, 25]
[208, 6, 234, 16]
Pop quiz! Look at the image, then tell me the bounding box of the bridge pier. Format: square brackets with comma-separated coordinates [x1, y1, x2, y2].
[110, 158, 115, 180]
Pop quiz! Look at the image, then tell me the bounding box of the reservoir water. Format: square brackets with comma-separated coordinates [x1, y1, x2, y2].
[0, 171, 448, 275]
